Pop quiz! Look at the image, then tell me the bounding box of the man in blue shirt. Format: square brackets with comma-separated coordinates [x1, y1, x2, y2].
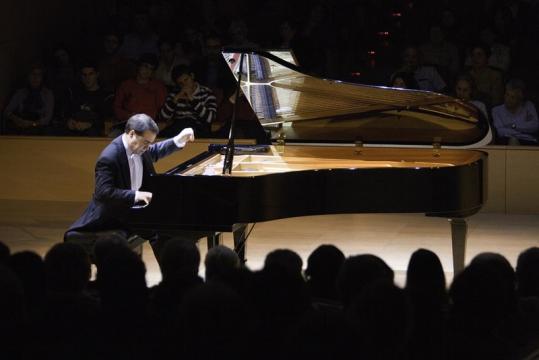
[492, 79, 539, 145]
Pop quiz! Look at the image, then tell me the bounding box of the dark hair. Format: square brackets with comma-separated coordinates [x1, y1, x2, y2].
[137, 53, 158, 68]
[125, 114, 159, 134]
[505, 78, 526, 94]
[516, 247, 539, 297]
[390, 71, 419, 89]
[79, 60, 98, 72]
[455, 73, 477, 94]
[171, 64, 194, 83]
[470, 43, 491, 59]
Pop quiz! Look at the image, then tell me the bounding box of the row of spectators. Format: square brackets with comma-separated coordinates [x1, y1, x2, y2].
[390, 46, 539, 145]
[2, 0, 539, 144]
[1, 238, 538, 359]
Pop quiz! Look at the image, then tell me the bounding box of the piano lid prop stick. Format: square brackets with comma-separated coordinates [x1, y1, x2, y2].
[223, 52, 246, 175]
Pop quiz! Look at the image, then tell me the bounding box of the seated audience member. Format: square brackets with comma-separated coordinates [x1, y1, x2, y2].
[3, 64, 54, 135]
[117, 10, 159, 61]
[226, 19, 259, 49]
[204, 245, 241, 283]
[98, 31, 135, 93]
[406, 249, 447, 360]
[454, 74, 489, 121]
[63, 62, 112, 136]
[159, 64, 217, 137]
[47, 45, 77, 121]
[492, 79, 538, 145]
[398, 46, 447, 93]
[467, 43, 505, 108]
[192, 34, 232, 93]
[516, 247, 539, 297]
[337, 254, 394, 308]
[112, 53, 167, 133]
[0, 241, 9, 263]
[463, 27, 511, 72]
[264, 248, 303, 278]
[449, 256, 518, 360]
[390, 71, 419, 89]
[305, 244, 345, 304]
[213, 84, 267, 143]
[154, 39, 189, 89]
[419, 24, 460, 79]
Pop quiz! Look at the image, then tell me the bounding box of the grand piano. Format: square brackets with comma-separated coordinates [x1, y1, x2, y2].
[129, 49, 491, 273]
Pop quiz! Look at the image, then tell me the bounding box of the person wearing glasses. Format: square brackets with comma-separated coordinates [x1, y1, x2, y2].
[64, 114, 194, 261]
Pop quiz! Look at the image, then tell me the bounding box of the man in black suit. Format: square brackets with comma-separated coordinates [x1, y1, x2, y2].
[64, 113, 194, 260]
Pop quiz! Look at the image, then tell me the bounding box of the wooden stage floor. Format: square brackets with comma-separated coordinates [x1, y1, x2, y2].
[1, 199, 538, 286]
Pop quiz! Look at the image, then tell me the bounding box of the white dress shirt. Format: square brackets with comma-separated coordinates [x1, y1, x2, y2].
[122, 134, 143, 191]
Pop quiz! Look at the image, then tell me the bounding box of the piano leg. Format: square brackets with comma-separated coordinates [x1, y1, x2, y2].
[449, 218, 468, 274]
[233, 223, 248, 263]
[206, 233, 223, 249]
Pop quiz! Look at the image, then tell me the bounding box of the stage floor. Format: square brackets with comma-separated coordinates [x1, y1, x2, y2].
[1, 200, 538, 286]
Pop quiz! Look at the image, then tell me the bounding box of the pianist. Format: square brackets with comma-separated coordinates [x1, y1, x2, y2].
[64, 113, 194, 261]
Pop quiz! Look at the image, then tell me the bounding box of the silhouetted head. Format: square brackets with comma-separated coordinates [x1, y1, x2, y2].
[264, 249, 303, 278]
[93, 236, 129, 269]
[0, 241, 9, 264]
[450, 260, 517, 330]
[305, 244, 345, 299]
[44, 243, 91, 294]
[178, 283, 247, 359]
[0, 264, 25, 336]
[96, 243, 147, 309]
[160, 239, 200, 282]
[348, 280, 411, 359]
[9, 251, 45, 306]
[390, 71, 419, 89]
[516, 247, 539, 297]
[470, 252, 515, 287]
[337, 254, 394, 307]
[204, 245, 240, 283]
[406, 248, 446, 301]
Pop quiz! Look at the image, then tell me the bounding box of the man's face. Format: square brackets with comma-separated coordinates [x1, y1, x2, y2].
[403, 48, 418, 68]
[104, 35, 120, 54]
[28, 68, 43, 89]
[175, 73, 195, 89]
[137, 63, 154, 80]
[471, 47, 488, 68]
[81, 67, 99, 90]
[126, 129, 157, 155]
[455, 79, 472, 101]
[504, 88, 523, 110]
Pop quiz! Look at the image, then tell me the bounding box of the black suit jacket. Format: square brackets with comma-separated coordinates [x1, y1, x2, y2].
[67, 135, 180, 233]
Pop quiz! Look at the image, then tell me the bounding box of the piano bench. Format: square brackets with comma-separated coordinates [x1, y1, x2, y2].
[64, 229, 146, 263]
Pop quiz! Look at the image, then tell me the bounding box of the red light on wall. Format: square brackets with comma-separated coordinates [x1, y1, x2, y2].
[350, 72, 361, 77]
[391, 12, 402, 17]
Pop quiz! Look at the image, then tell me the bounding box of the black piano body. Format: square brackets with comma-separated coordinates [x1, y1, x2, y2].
[128, 49, 491, 273]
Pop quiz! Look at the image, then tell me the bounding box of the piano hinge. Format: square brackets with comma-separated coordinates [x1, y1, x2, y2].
[432, 137, 442, 157]
[354, 139, 363, 155]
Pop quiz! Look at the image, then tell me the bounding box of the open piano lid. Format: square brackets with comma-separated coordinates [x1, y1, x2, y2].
[222, 48, 492, 148]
